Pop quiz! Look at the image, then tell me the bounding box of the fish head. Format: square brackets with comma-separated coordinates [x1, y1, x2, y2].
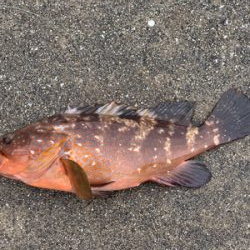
[0, 131, 31, 177]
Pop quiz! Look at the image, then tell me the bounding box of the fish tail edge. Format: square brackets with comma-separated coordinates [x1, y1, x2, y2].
[202, 89, 250, 145]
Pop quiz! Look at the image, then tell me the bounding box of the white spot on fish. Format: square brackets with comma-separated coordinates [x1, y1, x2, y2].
[157, 128, 164, 134]
[213, 128, 219, 133]
[154, 147, 157, 151]
[135, 135, 142, 141]
[83, 116, 92, 121]
[168, 124, 175, 136]
[152, 164, 157, 168]
[191, 148, 195, 152]
[169, 131, 174, 136]
[77, 143, 82, 147]
[164, 138, 171, 155]
[204, 145, 208, 149]
[92, 161, 96, 166]
[95, 148, 101, 153]
[134, 118, 156, 142]
[37, 129, 46, 133]
[186, 125, 198, 147]
[37, 139, 42, 143]
[123, 118, 138, 128]
[205, 120, 214, 126]
[118, 127, 128, 132]
[213, 134, 220, 145]
[54, 125, 66, 132]
[167, 159, 172, 164]
[131, 146, 140, 152]
[64, 116, 77, 123]
[137, 168, 141, 173]
[94, 135, 104, 145]
[30, 150, 35, 154]
[80, 123, 88, 128]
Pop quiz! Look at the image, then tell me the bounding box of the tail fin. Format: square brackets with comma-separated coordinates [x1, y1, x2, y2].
[204, 89, 250, 144]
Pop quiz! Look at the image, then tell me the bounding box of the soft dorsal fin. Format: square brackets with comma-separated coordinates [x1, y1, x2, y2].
[138, 101, 195, 126]
[65, 101, 195, 125]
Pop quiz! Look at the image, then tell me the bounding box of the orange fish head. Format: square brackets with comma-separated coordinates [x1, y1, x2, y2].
[0, 132, 30, 177]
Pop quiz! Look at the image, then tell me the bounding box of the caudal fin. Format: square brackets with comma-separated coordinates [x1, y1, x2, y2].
[204, 89, 250, 144]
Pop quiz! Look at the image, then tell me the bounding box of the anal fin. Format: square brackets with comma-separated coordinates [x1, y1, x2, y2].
[152, 160, 212, 188]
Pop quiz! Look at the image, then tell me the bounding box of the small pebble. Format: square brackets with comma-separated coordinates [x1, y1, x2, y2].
[148, 20, 155, 27]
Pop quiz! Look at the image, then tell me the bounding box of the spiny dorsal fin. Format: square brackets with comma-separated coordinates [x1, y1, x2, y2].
[65, 104, 103, 115]
[65, 101, 195, 125]
[95, 102, 137, 116]
[65, 102, 137, 117]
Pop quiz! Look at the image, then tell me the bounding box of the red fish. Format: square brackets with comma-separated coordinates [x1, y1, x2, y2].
[0, 89, 249, 199]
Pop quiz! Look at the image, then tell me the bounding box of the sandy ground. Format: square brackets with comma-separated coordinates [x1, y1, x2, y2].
[0, 1, 249, 249]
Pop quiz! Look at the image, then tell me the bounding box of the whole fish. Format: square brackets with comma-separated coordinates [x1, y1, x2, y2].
[0, 89, 249, 199]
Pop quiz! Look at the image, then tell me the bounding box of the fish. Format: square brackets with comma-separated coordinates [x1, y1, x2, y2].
[0, 89, 249, 200]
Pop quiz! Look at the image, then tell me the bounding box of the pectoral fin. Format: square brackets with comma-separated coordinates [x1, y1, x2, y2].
[18, 138, 67, 181]
[61, 158, 93, 200]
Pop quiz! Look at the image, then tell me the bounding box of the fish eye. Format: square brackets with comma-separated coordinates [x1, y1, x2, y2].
[2, 133, 15, 145]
